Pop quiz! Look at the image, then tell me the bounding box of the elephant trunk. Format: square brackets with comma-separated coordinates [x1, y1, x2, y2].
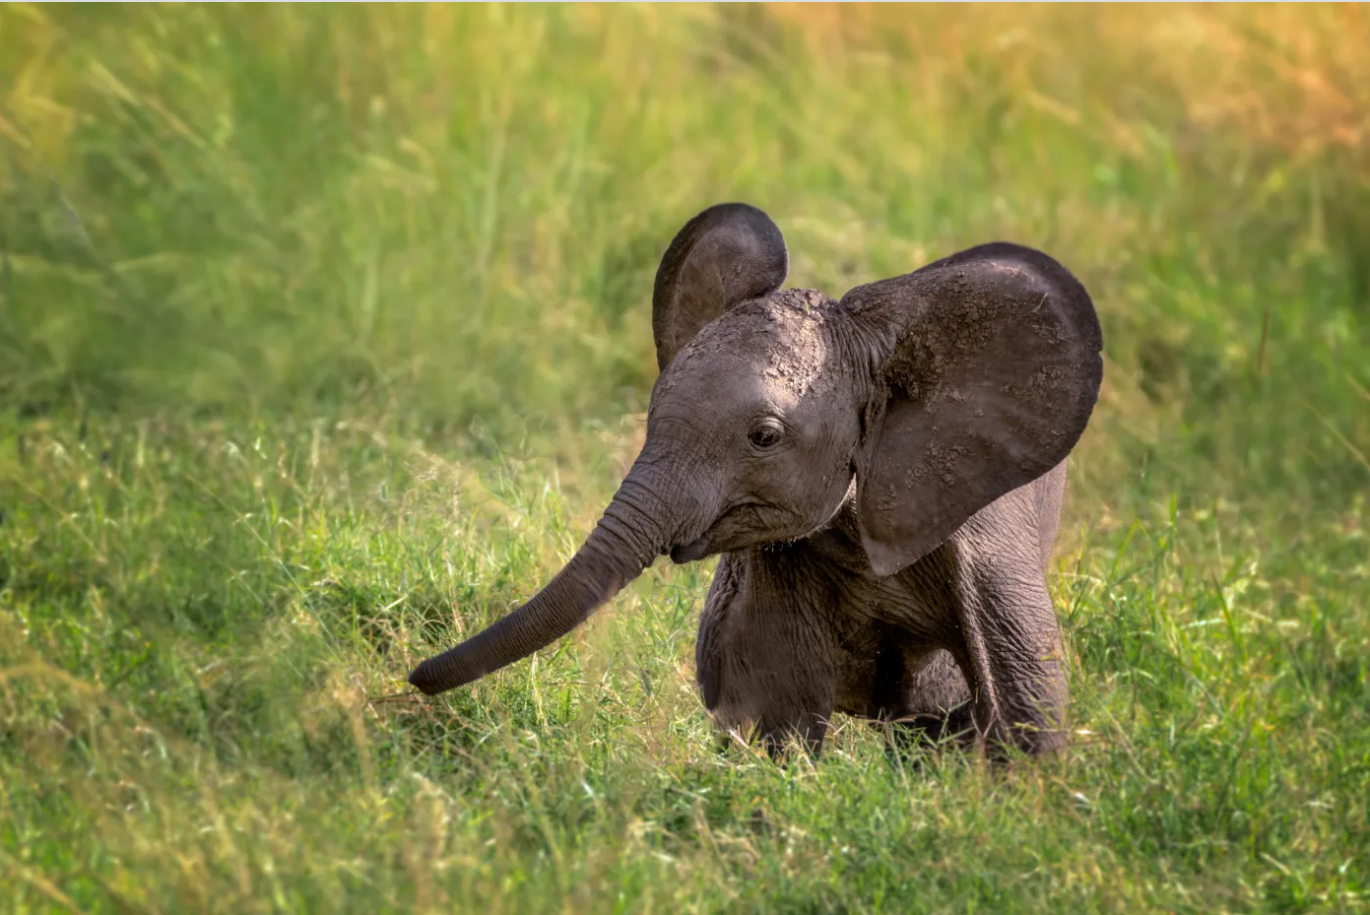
[407, 463, 672, 696]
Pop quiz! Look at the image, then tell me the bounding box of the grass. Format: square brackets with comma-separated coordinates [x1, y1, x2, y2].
[1, 3, 1367, 912]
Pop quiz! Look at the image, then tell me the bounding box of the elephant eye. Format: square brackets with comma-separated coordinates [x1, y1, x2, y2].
[748, 422, 784, 450]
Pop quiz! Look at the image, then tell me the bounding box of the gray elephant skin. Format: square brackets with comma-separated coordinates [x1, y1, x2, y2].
[409, 203, 1104, 760]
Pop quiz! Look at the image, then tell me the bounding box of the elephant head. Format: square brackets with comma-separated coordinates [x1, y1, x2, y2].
[407, 203, 1103, 696]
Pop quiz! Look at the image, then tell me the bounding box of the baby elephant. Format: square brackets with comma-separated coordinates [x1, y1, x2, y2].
[410, 203, 1103, 759]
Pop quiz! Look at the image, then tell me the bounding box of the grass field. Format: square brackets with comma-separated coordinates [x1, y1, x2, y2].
[2, 4, 1368, 912]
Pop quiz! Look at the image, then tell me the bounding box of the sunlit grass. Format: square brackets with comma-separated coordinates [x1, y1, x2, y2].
[1, 3, 1367, 912]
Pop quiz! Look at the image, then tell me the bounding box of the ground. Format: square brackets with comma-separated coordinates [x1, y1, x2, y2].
[1, 5, 1367, 912]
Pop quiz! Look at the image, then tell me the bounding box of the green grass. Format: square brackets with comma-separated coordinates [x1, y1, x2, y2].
[1, 4, 1367, 912]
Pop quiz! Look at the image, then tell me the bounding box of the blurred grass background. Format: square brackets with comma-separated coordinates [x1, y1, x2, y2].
[1, 3, 1367, 912]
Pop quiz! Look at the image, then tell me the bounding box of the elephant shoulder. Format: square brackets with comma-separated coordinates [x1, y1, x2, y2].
[940, 491, 1044, 578]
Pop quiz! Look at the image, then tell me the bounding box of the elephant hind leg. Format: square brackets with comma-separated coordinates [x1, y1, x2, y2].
[866, 645, 976, 760]
[879, 701, 976, 761]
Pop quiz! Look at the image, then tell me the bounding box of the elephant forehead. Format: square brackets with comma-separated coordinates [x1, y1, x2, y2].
[683, 293, 839, 394]
[759, 294, 839, 400]
[747, 293, 841, 402]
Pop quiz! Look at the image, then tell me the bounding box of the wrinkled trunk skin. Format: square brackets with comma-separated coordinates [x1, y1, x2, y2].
[408, 464, 670, 696]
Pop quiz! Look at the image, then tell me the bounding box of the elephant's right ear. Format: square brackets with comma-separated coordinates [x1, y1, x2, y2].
[652, 203, 789, 371]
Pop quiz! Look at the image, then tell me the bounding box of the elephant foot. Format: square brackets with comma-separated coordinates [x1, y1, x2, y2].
[877, 700, 977, 767]
[706, 711, 830, 762]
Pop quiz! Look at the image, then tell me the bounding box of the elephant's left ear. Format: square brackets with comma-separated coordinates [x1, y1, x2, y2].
[652, 203, 789, 372]
[842, 243, 1104, 577]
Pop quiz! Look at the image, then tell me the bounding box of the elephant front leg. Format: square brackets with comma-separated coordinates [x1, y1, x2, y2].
[720, 695, 834, 761]
[951, 548, 1070, 758]
[701, 637, 837, 760]
[696, 563, 838, 760]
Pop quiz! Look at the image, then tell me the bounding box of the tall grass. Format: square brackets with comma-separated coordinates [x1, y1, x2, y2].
[1, 4, 1367, 912]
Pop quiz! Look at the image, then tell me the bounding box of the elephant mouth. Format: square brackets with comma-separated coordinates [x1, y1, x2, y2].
[669, 533, 714, 564]
[667, 502, 773, 564]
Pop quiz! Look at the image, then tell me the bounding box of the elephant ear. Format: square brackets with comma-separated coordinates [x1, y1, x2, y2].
[652, 203, 789, 371]
[841, 242, 1104, 577]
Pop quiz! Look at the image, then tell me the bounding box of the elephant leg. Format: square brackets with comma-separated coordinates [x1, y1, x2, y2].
[951, 545, 1069, 758]
[757, 709, 830, 761]
[696, 557, 837, 760]
[868, 644, 975, 760]
[706, 631, 836, 760]
[880, 705, 977, 767]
